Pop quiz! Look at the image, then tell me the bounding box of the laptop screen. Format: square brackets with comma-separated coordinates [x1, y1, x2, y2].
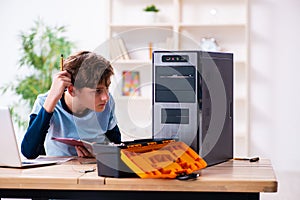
[0, 107, 23, 167]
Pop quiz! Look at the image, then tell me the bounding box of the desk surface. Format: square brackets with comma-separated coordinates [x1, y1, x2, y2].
[0, 158, 277, 193]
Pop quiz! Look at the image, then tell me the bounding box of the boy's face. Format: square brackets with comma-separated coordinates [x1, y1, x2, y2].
[76, 82, 110, 112]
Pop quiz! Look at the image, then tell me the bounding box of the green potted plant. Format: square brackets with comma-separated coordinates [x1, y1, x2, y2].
[143, 4, 160, 23]
[143, 4, 159, 12]
[1, 18, 75, 129]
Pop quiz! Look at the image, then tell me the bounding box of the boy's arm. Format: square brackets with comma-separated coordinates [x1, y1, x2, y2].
[21, 107, 53, 159]
[105, 125, 121, 144]
[21, 70, 71, 159]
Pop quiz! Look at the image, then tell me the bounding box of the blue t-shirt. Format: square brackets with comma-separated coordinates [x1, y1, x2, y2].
[22, 92, 118, 158]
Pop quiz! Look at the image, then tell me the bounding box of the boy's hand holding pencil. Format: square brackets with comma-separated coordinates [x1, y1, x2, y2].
[43, 54, 72, 113]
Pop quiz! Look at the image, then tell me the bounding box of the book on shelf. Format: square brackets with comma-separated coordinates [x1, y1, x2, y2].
[118, 37, 130, 60]
[109, 37, 130, 60]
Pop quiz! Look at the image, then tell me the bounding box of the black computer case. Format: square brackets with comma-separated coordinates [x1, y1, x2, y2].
[152, 51, 233, 166]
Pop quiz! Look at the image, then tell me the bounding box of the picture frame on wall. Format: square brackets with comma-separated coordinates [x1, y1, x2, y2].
[122, 71, 141, 96]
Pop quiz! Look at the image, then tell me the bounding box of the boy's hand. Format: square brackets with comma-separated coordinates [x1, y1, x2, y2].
[75, 146, 94, 158]
[43, 71, 72, 112]
[49, 70, 72, 98]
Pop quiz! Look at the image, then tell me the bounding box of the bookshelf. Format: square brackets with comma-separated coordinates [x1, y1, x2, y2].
[106, 0, 249, 156]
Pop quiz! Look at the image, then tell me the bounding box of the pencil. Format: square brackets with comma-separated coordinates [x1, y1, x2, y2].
[149, 42, 152, 60]
[234, 157, 259, 162]
[60, 54, 64, 71]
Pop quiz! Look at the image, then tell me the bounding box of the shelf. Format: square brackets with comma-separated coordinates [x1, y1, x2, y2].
[112, 58, 247, 66]
[234, 132, 248, 157]
[234, 96, 247, 103]
[179, 23, 246, 28]
[108, 0, 249, 156]
[180, 0, 247, 26]
[110, 0, 175, 26]
[110, 23, 174, 29]
[114, 96, 151, 101]
[234, 131, 247, 138]
[234, 60, 246, 65]
[111, 59, 151, 65]
[234, 89, 247, 97]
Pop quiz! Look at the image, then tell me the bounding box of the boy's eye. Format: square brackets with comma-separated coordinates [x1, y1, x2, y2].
[96, 89, 103, 94]
[95, 88, 108, 94]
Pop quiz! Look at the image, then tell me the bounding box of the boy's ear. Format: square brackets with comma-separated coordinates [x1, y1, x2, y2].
[67, 85, 76, 97]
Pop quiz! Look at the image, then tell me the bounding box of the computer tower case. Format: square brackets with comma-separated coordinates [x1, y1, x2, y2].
[152, 51, 233, 166]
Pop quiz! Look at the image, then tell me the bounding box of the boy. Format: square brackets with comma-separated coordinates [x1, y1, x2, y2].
[21, 51, 121, 159]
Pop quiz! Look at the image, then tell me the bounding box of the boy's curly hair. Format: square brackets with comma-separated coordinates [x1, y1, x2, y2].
[63, 51, 113, 89]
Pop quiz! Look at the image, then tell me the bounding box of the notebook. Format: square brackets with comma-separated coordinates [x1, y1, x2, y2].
[0, 106, 71, 168]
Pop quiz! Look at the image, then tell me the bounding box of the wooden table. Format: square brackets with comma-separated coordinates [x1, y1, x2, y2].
[0, 158, 277, 200]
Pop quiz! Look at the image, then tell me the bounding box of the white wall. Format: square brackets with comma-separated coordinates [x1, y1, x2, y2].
[1, 0, 300, 199]
[0, 0, 108, 106]
[250, 0, 300, 199]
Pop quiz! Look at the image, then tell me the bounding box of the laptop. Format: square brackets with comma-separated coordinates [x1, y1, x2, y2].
[0, 106, 71, 168]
